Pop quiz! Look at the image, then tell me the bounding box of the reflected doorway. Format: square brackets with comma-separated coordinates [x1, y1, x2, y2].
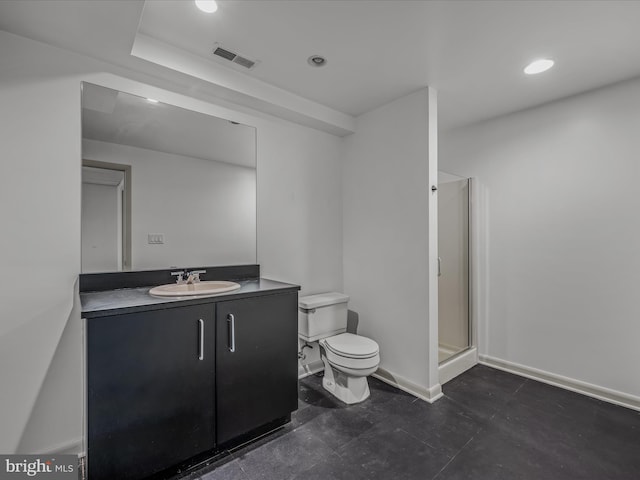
[81, 160, 131, 272]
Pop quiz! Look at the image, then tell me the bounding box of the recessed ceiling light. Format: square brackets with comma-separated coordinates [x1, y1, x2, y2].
[524, 58, 555, 75]
[308, 55, 327, 67]
[195, 0, 218, 14]
[146, 98, 159, 103]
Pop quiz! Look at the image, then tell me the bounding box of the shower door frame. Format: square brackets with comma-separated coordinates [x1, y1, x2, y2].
[438, 176, 479, 384]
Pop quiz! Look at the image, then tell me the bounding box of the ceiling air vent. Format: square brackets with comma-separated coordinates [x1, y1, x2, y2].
[212, 44, 257, 70]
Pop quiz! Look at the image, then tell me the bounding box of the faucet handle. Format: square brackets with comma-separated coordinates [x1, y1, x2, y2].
[188, 270, 206, 282]
[171, 270, 186, 284]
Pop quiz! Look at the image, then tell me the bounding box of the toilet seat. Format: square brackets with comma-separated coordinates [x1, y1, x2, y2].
[320, 333, 380, 370]
[322, 333, 379, 357]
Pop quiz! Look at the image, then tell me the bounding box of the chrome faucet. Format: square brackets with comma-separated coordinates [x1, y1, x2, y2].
[171, 269, 206, 284]
[171, 270, 186, 284]
[185, 270, 206, 284]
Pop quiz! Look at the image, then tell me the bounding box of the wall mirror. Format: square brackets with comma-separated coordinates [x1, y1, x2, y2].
[81, 82, 257, 273]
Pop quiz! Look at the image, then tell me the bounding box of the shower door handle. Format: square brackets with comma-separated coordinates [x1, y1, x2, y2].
[438, 257, 442, 277]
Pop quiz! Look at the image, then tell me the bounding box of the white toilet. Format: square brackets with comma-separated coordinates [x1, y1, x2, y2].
[298, 292, 380, 404]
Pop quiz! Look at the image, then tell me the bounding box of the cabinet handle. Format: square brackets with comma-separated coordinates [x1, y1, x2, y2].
[227, 313, 236, 353]
[198, 319, 204, 361]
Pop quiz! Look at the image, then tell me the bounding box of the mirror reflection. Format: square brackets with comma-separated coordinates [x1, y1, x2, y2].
[81, 82, 257, 273]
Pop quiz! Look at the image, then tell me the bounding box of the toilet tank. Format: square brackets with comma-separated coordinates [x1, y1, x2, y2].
[298, 292, 350, 342]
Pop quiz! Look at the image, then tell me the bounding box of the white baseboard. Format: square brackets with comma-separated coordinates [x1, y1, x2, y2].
[373, 367, 443, 403]
[439, 347, 478, 385]
[480, 355, 640, 412]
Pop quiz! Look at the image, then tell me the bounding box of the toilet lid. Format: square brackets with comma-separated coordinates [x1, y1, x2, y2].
[323, 333, 379, 358]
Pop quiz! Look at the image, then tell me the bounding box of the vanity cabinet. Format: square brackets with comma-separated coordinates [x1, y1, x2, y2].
[87, 303, 216, 480]
[216, 293, 298, 445]
[85, 280, 299, 480]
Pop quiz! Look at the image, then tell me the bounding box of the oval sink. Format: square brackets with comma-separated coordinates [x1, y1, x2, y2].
[149, 281, 241, 297]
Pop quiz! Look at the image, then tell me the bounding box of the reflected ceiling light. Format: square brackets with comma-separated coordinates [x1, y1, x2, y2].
[195, 0, 218, 13]
[146, 98, 159, 103]
[524, 58, 555, 75]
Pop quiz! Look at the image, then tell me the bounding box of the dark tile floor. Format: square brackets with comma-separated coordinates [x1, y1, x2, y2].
[186, 365, 640, 480]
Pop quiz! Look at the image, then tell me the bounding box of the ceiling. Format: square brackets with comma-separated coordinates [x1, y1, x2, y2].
[2, 0, 640, 133]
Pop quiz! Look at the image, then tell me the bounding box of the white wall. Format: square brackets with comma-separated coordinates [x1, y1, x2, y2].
[0, 31, 84, 455]
[83, 140, 257, 270]
[441, 77, 640, 400]
[0, 30, 344, 454]
[343, 88, 440, 400]
[257, 123, 344, 295]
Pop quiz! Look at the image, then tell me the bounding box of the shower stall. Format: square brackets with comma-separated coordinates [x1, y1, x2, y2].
[438, 173, 477, 383]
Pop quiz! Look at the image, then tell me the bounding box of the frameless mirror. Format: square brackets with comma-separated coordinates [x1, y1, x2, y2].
[81, 82, 257, 273]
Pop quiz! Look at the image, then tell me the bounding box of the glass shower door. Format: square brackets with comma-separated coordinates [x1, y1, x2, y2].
[438, 177, 470, 363]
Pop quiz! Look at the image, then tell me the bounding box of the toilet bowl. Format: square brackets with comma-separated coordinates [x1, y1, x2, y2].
[298, 292, 380, 404]
[320, 333, 380, 404]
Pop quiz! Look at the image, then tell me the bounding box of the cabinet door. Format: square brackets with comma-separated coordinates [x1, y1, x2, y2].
[88, 304, 215, 480]
[216, 293, 298, 445]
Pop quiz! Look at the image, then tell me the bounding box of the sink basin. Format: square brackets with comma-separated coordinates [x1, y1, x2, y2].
[149, 281, 241, 297]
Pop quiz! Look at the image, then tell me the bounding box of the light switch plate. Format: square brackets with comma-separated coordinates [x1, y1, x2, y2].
[148, 233, 164, 244]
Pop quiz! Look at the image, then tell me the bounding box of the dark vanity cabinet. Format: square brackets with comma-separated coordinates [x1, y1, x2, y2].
[85, 282, 299, 480]
[87, 304, 216, 480]
[216, 294, 298, 445]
